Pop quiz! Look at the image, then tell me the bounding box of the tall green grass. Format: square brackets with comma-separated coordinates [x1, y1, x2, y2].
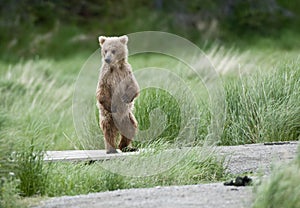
[0, 59, 79, 151]
[0, 59, 77, 206]
[131, 49, 300, 146]
[134, 88, 181, 143]
[222, 60, 300, 145]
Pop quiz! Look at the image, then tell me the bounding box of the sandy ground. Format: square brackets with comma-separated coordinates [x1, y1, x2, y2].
[35, 142, 298, 208]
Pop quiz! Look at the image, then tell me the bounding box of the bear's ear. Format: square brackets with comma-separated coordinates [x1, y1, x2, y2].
[119, 35, 128, 45]
[98, 36, 106, 46]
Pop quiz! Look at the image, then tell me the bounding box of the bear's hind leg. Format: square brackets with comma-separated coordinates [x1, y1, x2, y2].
[118, 112, 138, 152]
[101, 119, 118, 154]
[119, 135, 138, 152]
[119, 135, 131, 151]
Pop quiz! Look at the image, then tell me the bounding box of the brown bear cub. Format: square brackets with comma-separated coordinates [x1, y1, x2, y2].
[96, 35, 139, 154]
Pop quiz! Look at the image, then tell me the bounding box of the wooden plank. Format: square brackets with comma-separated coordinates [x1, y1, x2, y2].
[44, 141, 298, 163]
[44, 150, 140, 162]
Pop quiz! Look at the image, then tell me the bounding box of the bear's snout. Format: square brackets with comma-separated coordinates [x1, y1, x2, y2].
[105, 57, 111, 64]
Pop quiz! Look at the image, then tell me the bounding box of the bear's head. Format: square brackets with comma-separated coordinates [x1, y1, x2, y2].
[98, 35, 128, 65]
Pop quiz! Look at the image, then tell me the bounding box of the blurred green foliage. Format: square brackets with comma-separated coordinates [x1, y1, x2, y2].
[1, 0, 300, 61]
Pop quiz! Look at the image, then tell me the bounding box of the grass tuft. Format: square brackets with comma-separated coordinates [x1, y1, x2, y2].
[222, 60, 300, 145]
[0, 176, 23, 208]
[253, 145, 300, 208]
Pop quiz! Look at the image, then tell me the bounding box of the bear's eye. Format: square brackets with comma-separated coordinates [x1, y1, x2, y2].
[104, 50, 107, 54]
[112, 50, 116, 54]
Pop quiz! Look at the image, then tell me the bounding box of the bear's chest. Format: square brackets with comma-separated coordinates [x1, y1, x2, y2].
[102, 66, 129, 92]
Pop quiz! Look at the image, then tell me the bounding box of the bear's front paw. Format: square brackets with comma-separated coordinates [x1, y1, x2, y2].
[121, 94, 131, 103]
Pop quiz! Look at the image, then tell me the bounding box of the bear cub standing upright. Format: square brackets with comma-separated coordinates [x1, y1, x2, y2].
[96, 35, 139, 154]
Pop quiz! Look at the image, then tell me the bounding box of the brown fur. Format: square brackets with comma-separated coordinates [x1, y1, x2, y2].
[96, 35, 139, 154]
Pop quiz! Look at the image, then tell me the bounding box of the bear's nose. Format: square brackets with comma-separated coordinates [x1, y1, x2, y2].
[105, 58, 111, 64]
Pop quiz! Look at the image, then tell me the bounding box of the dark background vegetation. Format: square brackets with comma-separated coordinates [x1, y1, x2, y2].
[1, 0, 300, 61]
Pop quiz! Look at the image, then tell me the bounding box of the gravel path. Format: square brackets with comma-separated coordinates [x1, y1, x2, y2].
[36, 142, 299, 208]
[218, 141, 298, 175]
[37, 183, 252, 208]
